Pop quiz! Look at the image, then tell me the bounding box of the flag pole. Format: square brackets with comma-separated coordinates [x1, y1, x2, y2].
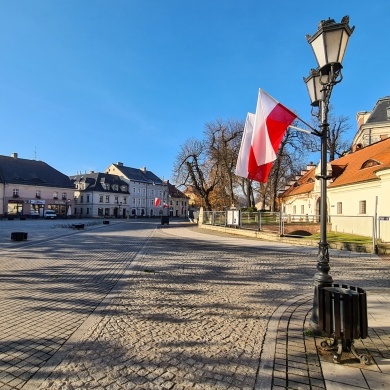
[291, 115, 322, 137]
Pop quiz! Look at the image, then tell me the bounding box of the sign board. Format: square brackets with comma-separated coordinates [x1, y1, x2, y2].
[227, 210, 239, 226]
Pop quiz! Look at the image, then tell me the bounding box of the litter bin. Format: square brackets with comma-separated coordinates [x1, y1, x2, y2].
[161, 216, 169, 225]
[11, 232, 28, 241]
[318, 283, 370, 364]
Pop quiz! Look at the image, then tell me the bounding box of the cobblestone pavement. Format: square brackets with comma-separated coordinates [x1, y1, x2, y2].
[0, 219, 389, 389]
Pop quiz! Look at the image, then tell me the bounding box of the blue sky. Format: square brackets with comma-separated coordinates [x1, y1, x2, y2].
[0, 1, 388, 182]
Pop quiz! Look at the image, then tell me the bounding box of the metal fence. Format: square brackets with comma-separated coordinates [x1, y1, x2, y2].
[201, 210, 378, 245]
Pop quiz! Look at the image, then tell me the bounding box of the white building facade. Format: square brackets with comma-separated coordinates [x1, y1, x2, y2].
[105, 163, 168, 217]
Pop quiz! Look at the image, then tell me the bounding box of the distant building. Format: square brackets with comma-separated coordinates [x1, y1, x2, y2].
[280, 138, 390, 242]
[183, 185, 202, 208]
[0, 153, 74, 217]
[167, 182, 189, 217]
[353, 96, 390, 149]
[105, 163, 167, 217]
[70, 172, 130, 218]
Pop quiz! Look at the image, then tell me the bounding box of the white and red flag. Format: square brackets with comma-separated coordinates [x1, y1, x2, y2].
[235, 112, 255, 179]
[154, 197, 161, 207]
[235, 89, 297, 183]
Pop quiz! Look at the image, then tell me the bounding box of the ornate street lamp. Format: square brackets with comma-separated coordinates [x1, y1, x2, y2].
[304, 16, 354, 331]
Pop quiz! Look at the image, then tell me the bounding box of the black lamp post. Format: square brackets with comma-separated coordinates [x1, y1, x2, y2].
[304, 16, 354, 331]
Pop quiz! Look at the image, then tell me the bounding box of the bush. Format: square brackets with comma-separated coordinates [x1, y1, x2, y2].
[240, 206, 257, 212]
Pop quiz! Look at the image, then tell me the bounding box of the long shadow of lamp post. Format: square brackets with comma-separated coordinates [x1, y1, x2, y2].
[303, 16, 354, 332]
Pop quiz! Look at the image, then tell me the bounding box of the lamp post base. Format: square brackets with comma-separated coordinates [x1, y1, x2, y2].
[310, 242, 333, 332]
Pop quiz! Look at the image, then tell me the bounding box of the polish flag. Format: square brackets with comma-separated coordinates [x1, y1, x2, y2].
[236, 89, 297, 183]
[154, 198, 161, 207]
[235, 112, 255, 179]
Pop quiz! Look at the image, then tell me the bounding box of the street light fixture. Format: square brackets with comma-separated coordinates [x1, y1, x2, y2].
[304, 16, 354, 331]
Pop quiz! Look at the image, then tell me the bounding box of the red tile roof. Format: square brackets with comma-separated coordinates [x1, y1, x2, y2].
[330, 137, 390, 187]
[280, 137, 390, 199]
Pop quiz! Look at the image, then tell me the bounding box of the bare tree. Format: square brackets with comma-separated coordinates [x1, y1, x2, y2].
[204, 119, 244, 207]
[172, 138, 220, 210]
[301, 108, 352, 161]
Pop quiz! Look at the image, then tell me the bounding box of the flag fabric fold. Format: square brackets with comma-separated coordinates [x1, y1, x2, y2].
[235, 112, 255, 179]
[154, 197, 161, 207]
[235, 89, 297, 183]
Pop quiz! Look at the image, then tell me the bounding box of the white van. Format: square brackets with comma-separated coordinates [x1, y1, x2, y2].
[44, 210, 57, 219]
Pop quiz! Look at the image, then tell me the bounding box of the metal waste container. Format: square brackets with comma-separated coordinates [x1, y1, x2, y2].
[318, 283, 370, 364]
[161, 216, 169, 225]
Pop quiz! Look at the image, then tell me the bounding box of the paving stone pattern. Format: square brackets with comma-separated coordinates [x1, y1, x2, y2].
[0, 221, 152, 389]
[0, 220, 389, 389]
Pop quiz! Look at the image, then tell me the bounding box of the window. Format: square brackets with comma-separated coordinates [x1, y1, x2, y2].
[36, 190, 41, 198]
[123, 197, 127, 204]
[13, 188, 19, 197]
[301, 205, 304, 214]
[104, 208, 110, 216]
[99, 195, 103, 203]
[86, 208, 90, 215]
[133, 198, 136, 205]
[293, 205, 296, 214]
[86, 195, 90, 203]
[142, 188, 146, 195]
[361, 159, 380, 169]
[115, 196, 119, 203]
[337, 202, 342, 214]
[359, 200, 366, 214]
[98, 208, 103, 216]
[106, 195, 110, 203]
[151, 199, 154, 206]
[53, 192, 58, 199]
[133, 187, 136, 193]
[80, 195, 84, 203]
[62, 192, 67, 200]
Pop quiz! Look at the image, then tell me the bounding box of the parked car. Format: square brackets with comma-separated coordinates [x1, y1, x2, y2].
[44, 210, 57, 219]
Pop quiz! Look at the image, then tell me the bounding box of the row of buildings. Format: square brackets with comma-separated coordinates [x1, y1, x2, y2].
[280, 96, 390, 242]
[0, 157, 189, 219]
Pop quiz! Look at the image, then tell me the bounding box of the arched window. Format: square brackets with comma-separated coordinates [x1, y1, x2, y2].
[360, 159, 380, 169]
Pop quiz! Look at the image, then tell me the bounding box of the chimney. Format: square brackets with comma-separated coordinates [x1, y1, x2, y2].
[117, 162, 123, 166]
[11, 152, 18, 159]
[140, 167, 147, 172]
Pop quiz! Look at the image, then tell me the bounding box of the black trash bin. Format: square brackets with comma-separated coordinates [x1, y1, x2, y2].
[161, 216, 169, 225]
[318, 283, 370, 364]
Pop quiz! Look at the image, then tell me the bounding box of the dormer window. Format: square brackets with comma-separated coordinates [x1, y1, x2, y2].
[307, 178, 315, 184]
[361, 159, 380, 169]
